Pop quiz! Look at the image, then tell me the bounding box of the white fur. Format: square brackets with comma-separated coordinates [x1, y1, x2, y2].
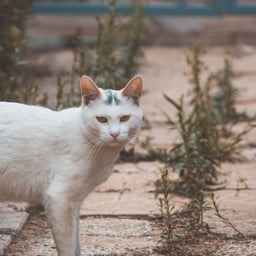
[0, 77, 143, 256]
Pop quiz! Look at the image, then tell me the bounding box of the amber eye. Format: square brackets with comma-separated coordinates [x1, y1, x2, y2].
[120, 115, 130, 122]
[96, 116, 108, 123]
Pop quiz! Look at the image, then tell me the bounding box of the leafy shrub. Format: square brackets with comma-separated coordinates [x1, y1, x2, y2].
[143, 46, 250, 196]
[56, 0, 145, 109]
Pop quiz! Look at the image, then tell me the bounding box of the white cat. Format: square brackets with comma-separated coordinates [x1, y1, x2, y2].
[0, 75, 143, 256]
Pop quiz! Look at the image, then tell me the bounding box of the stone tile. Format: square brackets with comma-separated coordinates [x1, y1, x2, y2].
[95, 170, 160, 193]
[82, 161, 187, 216]
[0, 205, 29, 255]
[220, 163, 256, 189]
[81, 191, 159, 215]
[136, 161, 165, 173]
[205, 189, 256, 236]
[0, 235, 12, 256]
[0, 203, 28, 213]
[113, 163, 139, 174]
[81, 190, 188, 216]
[0, 211, 29, 234]
[82, 164, 161, 215]
[79, 218, 161, 255]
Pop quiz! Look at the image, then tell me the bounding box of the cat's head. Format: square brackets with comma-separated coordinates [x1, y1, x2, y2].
[80, 75, 143, 147]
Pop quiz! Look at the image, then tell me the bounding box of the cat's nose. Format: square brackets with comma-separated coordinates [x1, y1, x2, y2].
[110, 132, 120, 139]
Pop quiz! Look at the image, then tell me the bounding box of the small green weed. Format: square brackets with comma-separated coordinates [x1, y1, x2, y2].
[211, 59, 249, 124]
[157, 169, 244, 255]
[148, 46, 248, 255]
[143, 46, 250, 195]
[158, 169, 179, 254]
[157, 169, 212, 255]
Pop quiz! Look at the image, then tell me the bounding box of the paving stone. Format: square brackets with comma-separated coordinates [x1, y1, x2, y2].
[0, 205, 29, 256]
[0, 235, 12, 256]
[0, 203, 28, 213]
[80, 217, 161, 256]
[221, 162, 256, 189]
[81, 190, 188, 216]
[82, 166, 161, 216]
[81, 191, 159, 215]
[81, 161, 188, 216]
[95, 169, 160, 193]
[205, 189, 256, 236]
[0, 211, 29, 234]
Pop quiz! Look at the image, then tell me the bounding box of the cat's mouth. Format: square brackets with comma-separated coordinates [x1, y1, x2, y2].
[99, 133, 131, 146]
[104, 137, 128, 146]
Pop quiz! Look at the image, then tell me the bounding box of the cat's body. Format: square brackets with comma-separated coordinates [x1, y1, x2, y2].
[0, 76, 143, 256]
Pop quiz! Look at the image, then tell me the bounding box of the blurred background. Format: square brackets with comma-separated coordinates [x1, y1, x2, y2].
[1, 0, 256, 108]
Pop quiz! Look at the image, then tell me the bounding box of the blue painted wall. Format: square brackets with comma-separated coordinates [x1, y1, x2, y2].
[31, 1, 256, 16]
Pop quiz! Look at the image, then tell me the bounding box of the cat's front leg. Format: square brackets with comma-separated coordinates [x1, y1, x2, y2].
[75, 214, 81, 256]
[44, 192, 81, 256]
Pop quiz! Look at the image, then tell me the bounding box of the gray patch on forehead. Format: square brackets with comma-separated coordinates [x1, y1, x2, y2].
[105, 90, 113, 105]
[113, 94, 121, 105]
[104, 90, 121, 105]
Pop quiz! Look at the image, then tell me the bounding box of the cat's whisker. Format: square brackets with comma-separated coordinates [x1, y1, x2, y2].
[87, 138, 104, 160]
[87, 139, 99, 150]
[91, 143, 103, 160]
[87, 137, 101, 146]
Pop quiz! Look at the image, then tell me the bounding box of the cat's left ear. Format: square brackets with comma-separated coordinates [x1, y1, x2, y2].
[80, 75, 101, 105]
[121, 76, 143, 106]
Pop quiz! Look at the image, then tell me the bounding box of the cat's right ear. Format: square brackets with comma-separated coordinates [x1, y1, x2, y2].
[80, 75, 101, 105]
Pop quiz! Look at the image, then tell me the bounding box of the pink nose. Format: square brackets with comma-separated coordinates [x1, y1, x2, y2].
[111, 132, 120, 139]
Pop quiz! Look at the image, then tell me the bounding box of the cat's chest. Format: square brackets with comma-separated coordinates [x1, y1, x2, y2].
[82, 146, 120, 187]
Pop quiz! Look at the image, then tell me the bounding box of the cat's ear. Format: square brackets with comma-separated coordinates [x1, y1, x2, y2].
[80, 75, 101, 105]
[121, 76, 142, 106]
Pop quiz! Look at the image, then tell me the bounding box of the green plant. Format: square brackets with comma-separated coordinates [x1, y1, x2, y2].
[0, 0, 33, 102]
[211, 59, 249, 124]
[157, 169, 212, 255]
[143, 46, 250, 195]
[158, 169, 178, 254]
[94, 0, 145, 87]
[141, 137, 170, 162]
[164, 95, 219, 195]
[146, 46, 219, 195]
[19, 82, 48, 106]
[153, 46, 247, 255]
[55, 0, 145, 109]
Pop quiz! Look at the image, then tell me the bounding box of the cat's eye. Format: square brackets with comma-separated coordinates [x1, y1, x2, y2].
[96, 116, 108, 123]
[120, 115, 130, 122]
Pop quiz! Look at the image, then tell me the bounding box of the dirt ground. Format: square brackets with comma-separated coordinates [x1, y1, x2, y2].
[3, 14, 256, 256]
